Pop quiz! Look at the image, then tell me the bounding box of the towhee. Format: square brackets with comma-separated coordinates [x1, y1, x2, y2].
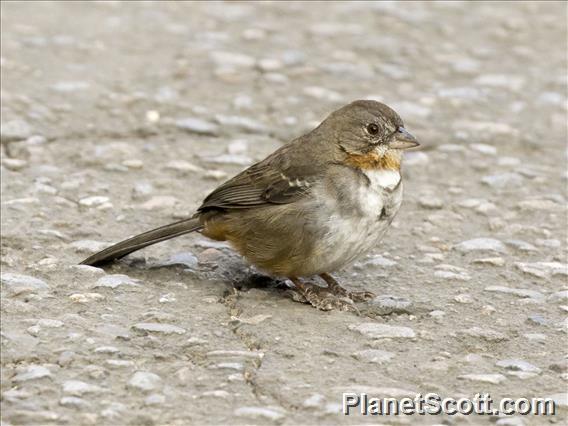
[81, 100, 420, 311]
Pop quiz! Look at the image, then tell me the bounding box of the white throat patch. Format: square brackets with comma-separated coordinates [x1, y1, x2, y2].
[365, 169, 401, 190]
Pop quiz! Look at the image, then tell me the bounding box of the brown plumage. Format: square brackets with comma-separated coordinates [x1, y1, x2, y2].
[81, 100, 419, 311]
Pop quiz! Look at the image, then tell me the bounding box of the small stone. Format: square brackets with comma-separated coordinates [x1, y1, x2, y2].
[227, 139, 248, 155]
[360, 255, 397, 268]
[258, 58, 283, 72]
[303, 86, 343, 102]
[535, 239, 561, 248]
[157, 252, 198, 269]
[515, 262, 568, 279]
[175, 117, 219, 135]
[549, 291, 568, 302]
[210, 51, 256, 68]
[454, 238, 507, 254]
[79, 196, 111, 207]
[145, 393, 166, 406]
[418, 196, 443, 209]
[214, 115, 268, 134]
[485, 286, 544, 300]
[365, 295, 412, 315]
[2, 158, 28, 170]
[404, 151, 429, 166]
[481, 173, 523, 189]
[63, 380, 104, 396]
[461, 326, 508, 342]
[473, 257, 505, 266]
[132, 323, 186, 335]
[37, 319, 64, 328]
[454, 294, 474, 304]
[201, 390, 231, 399]
[458, 373, 507, 384]
[165, 160, 202, 174]
[524, 333, 546, 341]
[496, 359, 541, 374]
[140, 195, 179, 210]
[303, 394, 325, 408]
[51, 81, 90, 92]
[234, 406, 286, 421]
[69, 293, 105, 303]
[128, 371, 162, 392]
[206, 350, 264, 360]
[474, 74, 525, 91]
[60, 396, 91, 409]
[13, 365, 52, 382]
[470, 143, 497, 155]
[70, 240, 110, 254]
[105, 360, 134, 368]
[1, 273, 49, 296]
[1, 119, 33, 142]
[506, 239, 537, 252]
[349, 323, 415, 339]
[95, 274, 140, 289]
[122, 159, 143, 169]
[518, 199, 563, 211]
[94, 346, 120, 354]
[352, 349, 395, 364]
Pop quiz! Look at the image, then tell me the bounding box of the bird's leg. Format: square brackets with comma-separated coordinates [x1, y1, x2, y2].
[289, 277, 358, 313]
[319, 273, 375, 302]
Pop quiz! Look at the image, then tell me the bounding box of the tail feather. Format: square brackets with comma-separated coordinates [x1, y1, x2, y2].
[80, 217, 203, 267]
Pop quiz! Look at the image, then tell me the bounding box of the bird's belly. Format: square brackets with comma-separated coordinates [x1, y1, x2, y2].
[306, 181, 402, 274]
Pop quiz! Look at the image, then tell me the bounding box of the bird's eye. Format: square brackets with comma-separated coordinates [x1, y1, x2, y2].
[367, 123, 379, 135]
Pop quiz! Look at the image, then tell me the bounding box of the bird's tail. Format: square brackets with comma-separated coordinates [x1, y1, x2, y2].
[80, 217, 203, 267]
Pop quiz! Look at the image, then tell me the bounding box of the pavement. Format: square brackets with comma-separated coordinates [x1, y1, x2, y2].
[1, 2, 567, 425]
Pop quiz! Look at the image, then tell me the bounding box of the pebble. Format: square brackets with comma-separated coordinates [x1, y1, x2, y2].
[13, 365, 52, 382]
[549, 291, 568, 302]
[165, 160, 203, 174]
[51, 81, 90, 92]
[461, 327, 509, 342]
[473, 257, 505, 266]
[132, 322, 187, 335]
[365, 295, 412, 315]
[1, 273, 49, 296]
[505, 239, 536, 252]
[210, 51, 256, 68]
[175, 117, 219, 135]
[458, 373, 507, 384]
[63, 380, 104, 396]
[1, 119, 33, 143]
[303, 393, 325, 408]
[404, 151, 429, 166]
[95, 274, 140, 289]
[2, 158, 28, 171]
[105, 360, 135, 368]
[418, 196, 443, 209]
[70, 240, 110, 254]
[145, 393, 166, 406]
[59, 396, 91, 409]
[535, 238, 561, 248]
[302, 86, 343, 102]
[94, 346, 120, 354]
[214, 114, 268, 134]
[470, 143, 497, 155]
[481, 172, 523, 189]
[234, 406, 286, 421]
[128, 371, 162, 392]
[352, 349, 395, 364]
[485, 286, 544, 300]
[496, 359, 541, 374]
[69, 293, 105, 303]
[79, 196, 111, 208]
[454, 238, 507, 254]
[201, 153, 253, 166]
[515, 262, 568, 279]
[206, 350, 264, 360]
[474, 74, 525, 91]
[140, 195, 179, 210]
[349, 323, 416, 339]
[518, 199, 562, 211]
[360, 255, 398, 268]
[454, 294, 474, 304]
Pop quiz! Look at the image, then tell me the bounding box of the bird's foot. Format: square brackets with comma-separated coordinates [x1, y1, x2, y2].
[319, 273, 375, 302]
[288, 278, 358, 313]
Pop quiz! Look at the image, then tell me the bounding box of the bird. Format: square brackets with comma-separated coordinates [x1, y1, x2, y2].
[81, 100, 419, 311]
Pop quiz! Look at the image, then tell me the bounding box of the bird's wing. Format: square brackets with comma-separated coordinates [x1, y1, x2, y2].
[198, 141, 323, 211]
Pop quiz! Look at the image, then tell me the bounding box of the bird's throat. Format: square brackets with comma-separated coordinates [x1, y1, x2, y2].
[345, 149, 401, 171]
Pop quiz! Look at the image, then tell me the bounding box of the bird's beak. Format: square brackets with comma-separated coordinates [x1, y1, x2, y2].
[389, 127, 420, 150]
